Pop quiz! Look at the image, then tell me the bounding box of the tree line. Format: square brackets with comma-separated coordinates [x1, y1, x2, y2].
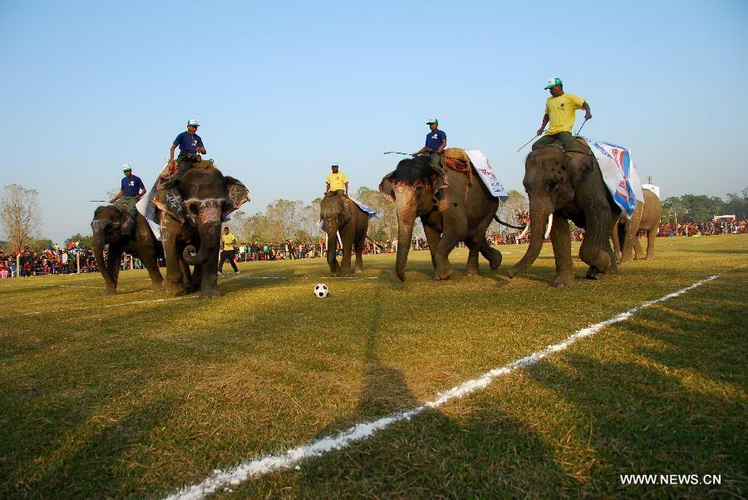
[1, 182, 747, 253]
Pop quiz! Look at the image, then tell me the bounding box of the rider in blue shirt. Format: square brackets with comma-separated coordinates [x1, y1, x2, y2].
[412, 118, 448, 201]
[163, 119, 206, 188]
[109, 164, 146, 237]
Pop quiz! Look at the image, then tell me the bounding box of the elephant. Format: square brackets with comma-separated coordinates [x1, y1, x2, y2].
[152, 162, 249, 297]
[508, 145, 620, 287]
[320, 192, 369, 276]
[612, 187, 662, 262]
[91, 205, 164, 295]
[379, 155, 502, 281]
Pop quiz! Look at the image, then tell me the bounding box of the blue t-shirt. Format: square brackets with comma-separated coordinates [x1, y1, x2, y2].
[121, 175, 145, 197]
[173, 131, 204, 154]
[425, 129, 447, 150]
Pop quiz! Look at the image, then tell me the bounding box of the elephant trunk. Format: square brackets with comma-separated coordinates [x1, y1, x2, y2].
[508, 207, 550, 278]
[325, 220, 340, 274]
[395, 191, 417, 282]
[92, 232, 108, 276]
[183, 222, 220, 265]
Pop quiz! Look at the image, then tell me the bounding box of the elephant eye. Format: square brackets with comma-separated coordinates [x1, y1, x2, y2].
[547, 181, 558, 192]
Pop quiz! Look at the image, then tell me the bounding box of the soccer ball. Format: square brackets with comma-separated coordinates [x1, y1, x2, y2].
[313, 283, 329, 298]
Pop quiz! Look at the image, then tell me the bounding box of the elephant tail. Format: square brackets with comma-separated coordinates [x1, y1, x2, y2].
[493, 215, 527, 231]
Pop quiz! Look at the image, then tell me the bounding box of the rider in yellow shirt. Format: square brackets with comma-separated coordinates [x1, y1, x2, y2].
[532, 77, 592, 153]
[325, 163, 349, 196]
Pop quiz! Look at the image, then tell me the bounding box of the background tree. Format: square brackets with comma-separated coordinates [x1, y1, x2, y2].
[490, 190, 528, 235]
[354, 187, 396, 241]
[64, 233, 94, 249]
[662, 194, 725, 223]
[722, 186, 748, 219]
[0, 184, 42, 251]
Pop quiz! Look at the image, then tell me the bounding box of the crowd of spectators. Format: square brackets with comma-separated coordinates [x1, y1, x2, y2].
[658, 218, 747, 237]
[0, 242, 99, 278]
[2, 217, 746, 278]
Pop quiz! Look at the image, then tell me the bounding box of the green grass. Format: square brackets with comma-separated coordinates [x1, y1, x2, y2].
[1, 235, 746, 498]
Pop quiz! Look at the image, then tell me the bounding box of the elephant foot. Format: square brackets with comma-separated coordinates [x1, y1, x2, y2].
[465, 266, 479, 276]
[489, 257, 502, 271]
[551, 278, 575, 288]
[101, 288, 117, 296]
[586, 267, 604, 280]
[200, 289, 220, 298]
[433, 265, 453, 281]
[551, 273, 576, 287]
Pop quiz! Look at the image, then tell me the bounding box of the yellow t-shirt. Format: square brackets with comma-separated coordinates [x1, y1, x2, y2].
[326, 172, 348, 192]
[544, 93, 586, 135]
[221, 232, 237, 251]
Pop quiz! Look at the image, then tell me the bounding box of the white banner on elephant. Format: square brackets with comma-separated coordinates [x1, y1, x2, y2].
[582, 138, 643, 219]
[135, 162, 170, 240]
[465, 150, 509, 201]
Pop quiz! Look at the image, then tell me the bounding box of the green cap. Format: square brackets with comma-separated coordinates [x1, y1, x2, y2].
[544, 77, 563, 89]
[122, 163, 132, 172]
[426, 118, 438, 124]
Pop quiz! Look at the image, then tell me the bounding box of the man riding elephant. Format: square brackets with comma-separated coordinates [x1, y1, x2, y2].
[532, 77, 592, 154]
[412, 118, 448, 201]
[156, 119, 207, 221]
[109, 164, 146, 238]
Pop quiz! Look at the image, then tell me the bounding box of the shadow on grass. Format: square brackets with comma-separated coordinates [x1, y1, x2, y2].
[517, 272, 748, 497]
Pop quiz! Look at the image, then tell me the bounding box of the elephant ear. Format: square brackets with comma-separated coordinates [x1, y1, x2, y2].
[342, 197, 353, 224]
[378, 171, 397, 203]
[565, 153, 595, 189]
[151, 189, 185, 224]
[223, 176, 250, 219]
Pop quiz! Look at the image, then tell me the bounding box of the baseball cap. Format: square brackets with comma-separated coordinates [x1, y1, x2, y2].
[426, 118, 438, 124]
[331, 163, 339, 168]
[122, 164, 132, 172]
[544, 77, 563, 89]
[187, 119, 200, 127]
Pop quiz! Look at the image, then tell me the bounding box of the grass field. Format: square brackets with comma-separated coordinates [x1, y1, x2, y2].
[1, 234, 746, 498]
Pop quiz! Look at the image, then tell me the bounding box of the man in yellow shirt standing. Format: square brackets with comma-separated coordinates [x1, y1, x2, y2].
[325, 163, 349, 196]
[532, 77, 592, 153]
[219, 226, 240, 276]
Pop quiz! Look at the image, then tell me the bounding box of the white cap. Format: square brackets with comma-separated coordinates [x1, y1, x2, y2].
[187, 119, 200, 127]
[122, 163, 132, 171]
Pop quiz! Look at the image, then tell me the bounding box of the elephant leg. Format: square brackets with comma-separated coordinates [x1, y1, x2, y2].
[478, 236, 502, 270]
[160, 221, 186, 295]
[422, 222, 441, 269]
[549, 216, 575, 287]
[603, 237, 619, 274]
[326, 231, 340, 276]
[645, 230, 657, 259]
[179, 259, 196, 294]
[198, 261, 220, 298]
[353, 235, 365, 274]
[100, 245, 120, 294]
[340, 233, 354, 275]
[580, 214, 615, 280]
[464, 237, 480, 276]
[106, 249, 122, 292]
[433, 213, 465, 280]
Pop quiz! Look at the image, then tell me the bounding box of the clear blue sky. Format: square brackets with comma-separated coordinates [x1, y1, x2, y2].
[2, 0, 746, 244]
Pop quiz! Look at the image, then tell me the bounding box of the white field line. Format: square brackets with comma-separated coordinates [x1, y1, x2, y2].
[13, 296, 197, 317]
[164, 275, 719, 500]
